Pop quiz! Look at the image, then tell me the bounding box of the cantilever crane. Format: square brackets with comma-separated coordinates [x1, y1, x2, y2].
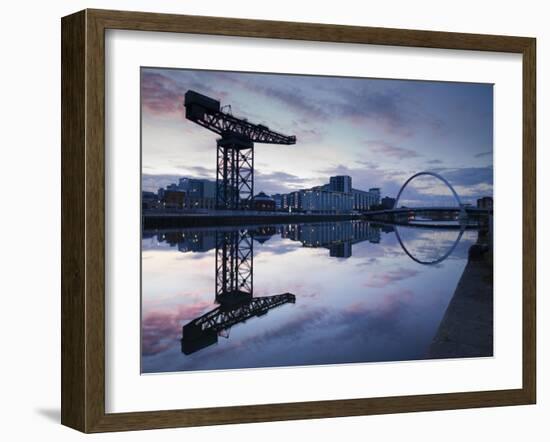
[184, 90, 297, 210]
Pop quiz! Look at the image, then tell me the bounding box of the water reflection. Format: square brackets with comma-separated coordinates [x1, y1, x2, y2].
[141, 220, 491, 373]
[394, 225, 465, 265]
[182, 230, 295, 355]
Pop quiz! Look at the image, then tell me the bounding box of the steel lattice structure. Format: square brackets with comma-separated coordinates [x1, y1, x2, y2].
[184, 90, 296, 209]
[215, 230, 253, 304]
[181, 229, 296, 355]
[216, 137, 255, 211]
[182, 293, 296, 351]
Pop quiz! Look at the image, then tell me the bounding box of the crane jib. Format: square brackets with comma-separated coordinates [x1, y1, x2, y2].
[184, 89, 296, 145]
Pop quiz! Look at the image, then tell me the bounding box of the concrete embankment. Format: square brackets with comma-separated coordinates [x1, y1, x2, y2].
[429, 245, 493, 359]
[143, 212, 362, 228]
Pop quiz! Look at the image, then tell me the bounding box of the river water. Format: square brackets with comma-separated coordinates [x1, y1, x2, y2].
[141, 220, 486, 374]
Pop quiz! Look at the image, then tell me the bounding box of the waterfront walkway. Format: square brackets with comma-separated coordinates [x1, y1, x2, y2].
[429, 246, 493, 358]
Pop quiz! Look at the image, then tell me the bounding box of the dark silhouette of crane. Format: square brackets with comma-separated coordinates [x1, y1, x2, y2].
[181, 229, 296, 355]
[184, 90, 297, 210]
[181, 292, 296, 355]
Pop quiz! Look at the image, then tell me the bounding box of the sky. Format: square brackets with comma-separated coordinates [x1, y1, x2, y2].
[141, 67, 493, 206]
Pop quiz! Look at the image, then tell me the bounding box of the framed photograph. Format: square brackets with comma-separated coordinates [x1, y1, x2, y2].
[61, 9, 536, 433]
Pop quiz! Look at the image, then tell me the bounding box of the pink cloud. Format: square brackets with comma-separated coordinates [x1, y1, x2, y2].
[142, 300, 212, 356]
[141, 72, 185, 117]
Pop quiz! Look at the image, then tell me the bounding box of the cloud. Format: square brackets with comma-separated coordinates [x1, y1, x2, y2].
[434, 166, 493, 187]
[289, 119, 324, 143]
[231, 76, 436, 138]
[427, 159, 443, 165]
[367, 140, 421, 159]
[356, 160, 380, 169]
[141, 71, 185, 116]
[211, 73, 402, 131]
[240, 82, 331, 120]
[332, 87, 410, 134]
[255, 170, 312, 195]
[141, 69, 231, 118]
[326, 84, 444, 137]
[174, 165, 216, 179]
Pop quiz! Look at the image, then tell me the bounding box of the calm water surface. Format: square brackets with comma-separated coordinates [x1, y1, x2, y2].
[141, 220, 480, 373]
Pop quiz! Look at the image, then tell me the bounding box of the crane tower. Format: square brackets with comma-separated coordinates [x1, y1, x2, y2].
[184, 90, 296, 210]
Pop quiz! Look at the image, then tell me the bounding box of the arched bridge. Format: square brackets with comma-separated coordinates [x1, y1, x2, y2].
[365, 171, 491, 221]
[394, 171, 462, 210]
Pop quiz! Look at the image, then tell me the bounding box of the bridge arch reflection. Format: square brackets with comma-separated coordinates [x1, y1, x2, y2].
[393, 224, 466, 265]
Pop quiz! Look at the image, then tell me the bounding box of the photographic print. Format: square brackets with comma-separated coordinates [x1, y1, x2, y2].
[140, 67, 494, 374]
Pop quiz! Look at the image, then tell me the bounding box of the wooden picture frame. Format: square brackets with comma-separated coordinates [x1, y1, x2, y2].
[61, 8, 536, 433]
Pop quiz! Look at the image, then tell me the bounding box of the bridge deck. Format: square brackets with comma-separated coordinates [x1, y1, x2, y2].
[364, 206, 492, 216]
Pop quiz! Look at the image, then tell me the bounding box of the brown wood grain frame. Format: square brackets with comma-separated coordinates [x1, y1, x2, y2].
[61, 8, 536, 433]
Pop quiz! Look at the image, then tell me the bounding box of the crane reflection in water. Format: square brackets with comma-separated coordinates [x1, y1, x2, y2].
[141, 220, 491, 373]
[181, 228, 296, 355]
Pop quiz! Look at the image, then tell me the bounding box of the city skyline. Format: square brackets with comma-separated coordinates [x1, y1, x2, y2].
[142, 67, 493, 206]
